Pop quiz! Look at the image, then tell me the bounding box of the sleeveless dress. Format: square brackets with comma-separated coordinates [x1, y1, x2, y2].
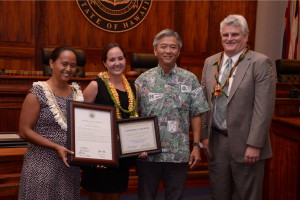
[81, 78, 136, 193]
[18, 83, 81, 200]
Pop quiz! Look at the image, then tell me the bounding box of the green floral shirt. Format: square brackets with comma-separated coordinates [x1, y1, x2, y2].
[135, 65, 209, 163]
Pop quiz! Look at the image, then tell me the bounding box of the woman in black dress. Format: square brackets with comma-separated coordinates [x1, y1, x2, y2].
[81, 42, 143, 200]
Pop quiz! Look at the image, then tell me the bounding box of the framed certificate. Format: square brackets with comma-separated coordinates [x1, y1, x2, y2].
[67, 101, 118, 167]
[117, 116, 161, 158]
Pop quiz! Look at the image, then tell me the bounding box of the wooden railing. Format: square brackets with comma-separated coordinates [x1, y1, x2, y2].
[263, 87, 300, 200]
[263, 116, 300, 200]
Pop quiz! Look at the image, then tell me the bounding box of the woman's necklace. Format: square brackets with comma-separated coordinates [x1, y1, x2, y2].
[34, 81, 84, 131]
[213, 46, 249, 98]
[98, 71, 138, 120]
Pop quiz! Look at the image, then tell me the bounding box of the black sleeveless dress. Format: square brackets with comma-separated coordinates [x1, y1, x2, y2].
[81, 78, 136, 193]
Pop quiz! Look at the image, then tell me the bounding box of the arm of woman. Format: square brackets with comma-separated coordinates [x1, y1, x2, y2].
[83, 80, 98, 103]
[19, 93, 73, 167]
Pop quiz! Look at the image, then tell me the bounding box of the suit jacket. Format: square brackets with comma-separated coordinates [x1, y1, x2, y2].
[201, 50, 276, 162]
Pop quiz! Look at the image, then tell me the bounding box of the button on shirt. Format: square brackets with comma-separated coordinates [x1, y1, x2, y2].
[212, 49, 244, 130]
[135, 65, 209, 163]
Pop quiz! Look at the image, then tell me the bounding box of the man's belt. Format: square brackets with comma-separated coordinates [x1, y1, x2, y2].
[212, 126, 228, 136]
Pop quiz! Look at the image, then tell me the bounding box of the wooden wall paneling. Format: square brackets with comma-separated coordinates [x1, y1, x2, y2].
[274, 98, 300, 117]
[46, 1, 115, 48]
[276, 83, 300, 98]
[0, 46, 34, 58]
[74, 1, 112, 48]
[0, 0, 258, 74]
[34, 1, 46, 71]
[0, 147, 26, 199]
[0, 90, 25, 132]
[0, 1, 36, 71]
[243, 1, 257, 50]
[0, 1, 34, 44]
[44, 1, 109, 73]
[0, 58, 33, 72]
[173, 1, 210, 78]
[76, 1, 175, 72]
[270, 133, 298, 200]
[0, 108, 22, 132]
[177, 1, 210, 53]
[0, 46, 35, 72]
[179, 52, 210, 80]
[115, 1, 175, 52]
[208, 1, 257, 55]
[45, 1, 175, 50]
[83, 48, 104, 73]
[46, 1, 78, 46]
[173, 1, 185, 37]
[0, 76, 30, 132]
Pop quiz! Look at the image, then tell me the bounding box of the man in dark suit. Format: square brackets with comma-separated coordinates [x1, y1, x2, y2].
[201, 14, 276, 200]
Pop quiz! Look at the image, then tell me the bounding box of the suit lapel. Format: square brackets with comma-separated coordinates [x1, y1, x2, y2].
[207, 55, 220, 104]
[227, 51, 252, 103]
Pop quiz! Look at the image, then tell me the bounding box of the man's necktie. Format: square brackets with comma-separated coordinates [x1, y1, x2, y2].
[215, 58, 233, 124]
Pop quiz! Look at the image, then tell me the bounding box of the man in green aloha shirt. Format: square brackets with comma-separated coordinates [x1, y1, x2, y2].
[135, 29, 209, 200]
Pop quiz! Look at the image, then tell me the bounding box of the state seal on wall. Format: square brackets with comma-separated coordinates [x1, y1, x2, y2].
[77, 0, 152, 33]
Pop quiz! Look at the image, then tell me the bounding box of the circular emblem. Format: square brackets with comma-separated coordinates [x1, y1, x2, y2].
[89, 112, 95, 119]
[77, 0, 152, 33]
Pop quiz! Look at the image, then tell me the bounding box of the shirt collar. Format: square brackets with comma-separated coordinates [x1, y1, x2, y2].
[157, 64, 178, 77]
[223, 48, 245, 65]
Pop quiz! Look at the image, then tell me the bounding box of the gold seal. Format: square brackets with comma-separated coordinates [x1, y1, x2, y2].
[77, 0, 152, 33]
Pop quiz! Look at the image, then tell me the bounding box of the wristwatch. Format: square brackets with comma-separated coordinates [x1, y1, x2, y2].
[193, 142, 203, 148]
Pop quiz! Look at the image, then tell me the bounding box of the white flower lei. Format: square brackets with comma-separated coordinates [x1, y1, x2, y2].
[71, 82, 84, 102]
[33, 81, 84, 131]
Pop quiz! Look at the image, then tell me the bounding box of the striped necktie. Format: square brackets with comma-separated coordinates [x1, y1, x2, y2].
[215, 58, 233, 124]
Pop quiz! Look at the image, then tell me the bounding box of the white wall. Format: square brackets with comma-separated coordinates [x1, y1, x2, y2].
[254, 1, 289, 64]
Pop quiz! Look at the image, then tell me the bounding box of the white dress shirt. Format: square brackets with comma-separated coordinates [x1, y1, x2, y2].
[212, 49, 244, 130]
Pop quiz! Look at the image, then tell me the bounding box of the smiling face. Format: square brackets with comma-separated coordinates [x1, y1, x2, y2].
[50, 50, 77, 81]
[221, 25, 248, 57]
[103, 47, 126, 77]
[154, 36, 180, 71]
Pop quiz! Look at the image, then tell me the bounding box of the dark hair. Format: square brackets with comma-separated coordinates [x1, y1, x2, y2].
[153, 29, 182, 49]
[50, 46, 78, 62]
[102, 42, 126, 63]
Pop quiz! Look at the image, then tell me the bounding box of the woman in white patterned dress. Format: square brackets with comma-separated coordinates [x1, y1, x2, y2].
[18, 46, 84, 200]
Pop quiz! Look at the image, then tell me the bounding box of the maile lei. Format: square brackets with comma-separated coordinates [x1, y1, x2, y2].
[213, 46, 249, 98]
[33, 81, 84, 131]
[98, 71, 138, 120]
